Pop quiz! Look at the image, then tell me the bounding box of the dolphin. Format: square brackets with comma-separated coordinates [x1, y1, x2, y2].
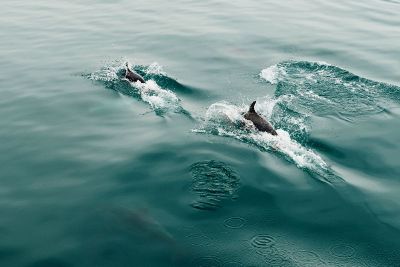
[125, 62, 145, 83]
[244, 101, 277, 135]
[111, 206, 175, 244]
[108, 206, 190, 264]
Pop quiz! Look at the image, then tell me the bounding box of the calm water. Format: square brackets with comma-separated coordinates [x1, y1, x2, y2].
[1, 0, 400, 266]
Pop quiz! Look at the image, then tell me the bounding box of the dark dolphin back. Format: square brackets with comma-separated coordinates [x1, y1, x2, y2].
[249, 101, 256, 112]
[125, 63, 145, 83]
[244, 101, 278, 135]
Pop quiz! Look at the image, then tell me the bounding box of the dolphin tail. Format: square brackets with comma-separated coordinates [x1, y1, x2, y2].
[249, 101, 256, 112]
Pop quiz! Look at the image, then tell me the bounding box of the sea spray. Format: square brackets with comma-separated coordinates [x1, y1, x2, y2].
[87, 59, 186, 116]
[193, 101, 339, 184]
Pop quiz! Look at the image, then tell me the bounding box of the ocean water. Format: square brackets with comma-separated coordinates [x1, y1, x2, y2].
[1, 0, 400, 266]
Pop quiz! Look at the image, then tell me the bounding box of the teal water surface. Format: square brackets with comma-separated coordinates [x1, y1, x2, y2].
[1, 0, 400, 266]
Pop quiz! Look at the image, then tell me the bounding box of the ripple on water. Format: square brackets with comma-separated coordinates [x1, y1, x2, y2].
[254, 246, 279, 257]
[292, 250, 325, 266]
[189, 160, 240, 210]
[224, 217, 246, 229]
[330, 243, 356, 258]
[192, 256, 222, 267]
[251, 234, 276, 249]
[263, 252, 291, 266]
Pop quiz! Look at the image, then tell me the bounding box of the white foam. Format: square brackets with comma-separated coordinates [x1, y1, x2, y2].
[196, 101, 328, 173]
[260, 61, 330, 85]
[135, 80, 181, 113]
[250, 130, 327, 170]
[89, 59, 125, 82]
[260, 64, 286, 84]
[145, 62, 166, 75]
[89, 60, 182, 114]
[205, 102, 247, 125]
[253, 96, 279, 119]
[315, 60, 331, 66]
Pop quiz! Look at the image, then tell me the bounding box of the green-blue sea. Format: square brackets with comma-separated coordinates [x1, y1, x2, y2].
[1, 0, 400, 266]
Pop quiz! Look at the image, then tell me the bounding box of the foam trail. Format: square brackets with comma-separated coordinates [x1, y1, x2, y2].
[135, 80, 181, 114]
[194, 101, 341, 185]
[87, 59, 186, 116]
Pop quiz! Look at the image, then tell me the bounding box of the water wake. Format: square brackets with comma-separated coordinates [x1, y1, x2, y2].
[193, 60, 399, 184]
[87, 59, 187, 116]
[86, 59, 399, 184]
[193, 101, 341, 184]
[260, 61, 400, 120]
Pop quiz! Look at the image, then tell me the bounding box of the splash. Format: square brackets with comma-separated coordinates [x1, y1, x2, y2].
[260, 61, 400, 119]
[135, 80, 181, 114]
[88, 59, 124, 82]
[145, 62, 166, 75]
[200, 61, 399, 184]
[260, 64, 286, 84]
[193, 101, 337, 184]
[87, 59, 185, 116]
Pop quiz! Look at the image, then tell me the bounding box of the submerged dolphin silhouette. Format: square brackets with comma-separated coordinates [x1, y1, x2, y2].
[114, 207, 174, 244]
[244, 101, 277, 135]
[125, 63, 145, 83]
[109, 206, 190, 264]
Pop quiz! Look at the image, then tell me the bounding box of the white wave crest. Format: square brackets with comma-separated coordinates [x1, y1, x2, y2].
[205, 102, 248, 125]
[135, 80, 181, 113]
[252, 96, 280, 119]
[260, 61, 331, 85]
[260, 64, 286, 84]
[145, 62, 166, 75]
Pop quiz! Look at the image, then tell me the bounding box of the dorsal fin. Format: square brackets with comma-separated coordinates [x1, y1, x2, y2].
[249, 101, 256, 113]
[125, 63, 129, 77]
